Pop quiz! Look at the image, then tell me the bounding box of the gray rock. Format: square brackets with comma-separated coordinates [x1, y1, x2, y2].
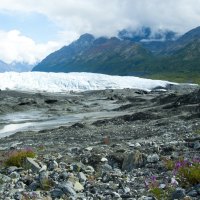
[159, 184, 166, 189]
[10, 172, 20, 179]
[59, 162, 68, 169]
[139, 196, 154, 200]
[51, 188, 64, 198]
[187, 190, 198, 197]
[112, 191, 121, 198]
[194, 183, 200, 194]
[14, 181, 25, 189]
[74, 181, 84, 192]
[172, 188, 186, 199]
[147, 154, 159, 163]
[78, 172, 87, 182]
[69, 147, 81, 154]
[61, 183, 76, 196]
[39, 171, 49, 189]
[70, 163, 84, 172]
[29, 181, 40, 191]
[124, 186, 131, 194]
[48, 160, 58, 171]
[7, 166, 19, 174]
[0, 173, 11, 183]
[113, 168, 122, 176]
[102, 172, 111, 183]
[13, 192, 23, 200]
[135, 142, 142, 148]
[122, 150, 146, 171]
[60, 172, 69, 180]
[23, 157, 41, 173]
[101, 163, 113, 172]
[193, 141, 200, 149]
[101, 157, 108, 162]
[4, 198, 12, 200]
[85, 166, 95, 174]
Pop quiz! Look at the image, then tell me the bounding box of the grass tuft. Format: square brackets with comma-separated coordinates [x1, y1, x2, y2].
[4, 148, 36, 167]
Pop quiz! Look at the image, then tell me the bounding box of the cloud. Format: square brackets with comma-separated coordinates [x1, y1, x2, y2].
[0, 0, 200, 63]
[0, 30, 60, 64]
[1, 0, 200, 37]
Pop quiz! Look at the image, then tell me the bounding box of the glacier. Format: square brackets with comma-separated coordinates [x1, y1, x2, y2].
[0, 72, 174, 93]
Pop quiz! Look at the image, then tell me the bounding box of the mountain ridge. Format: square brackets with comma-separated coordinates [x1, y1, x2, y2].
[0, 61, 33, 72]
[32, 26, 200, 83]
[33, 35, 153, 75]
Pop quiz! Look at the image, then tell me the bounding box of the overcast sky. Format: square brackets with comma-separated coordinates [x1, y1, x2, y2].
[0, 0, 200, 64]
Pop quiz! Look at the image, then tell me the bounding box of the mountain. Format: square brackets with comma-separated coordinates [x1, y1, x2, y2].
[162, 26, 200, 54]
[0, 61, 33, 72]
[9, 62, 34, 72]
[33, 34, 153, 75]
[33, 26, 200, 83]
[137, 40, 200, 73]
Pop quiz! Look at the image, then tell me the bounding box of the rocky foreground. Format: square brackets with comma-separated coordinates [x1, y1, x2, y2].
[0, 85, 200, 200]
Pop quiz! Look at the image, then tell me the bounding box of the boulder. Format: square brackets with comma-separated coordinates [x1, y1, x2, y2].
[23, 157, 41, 173]
[122, 150, 146, 171]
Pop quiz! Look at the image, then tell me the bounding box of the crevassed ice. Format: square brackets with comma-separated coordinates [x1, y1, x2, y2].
[0, 72, 174, 93]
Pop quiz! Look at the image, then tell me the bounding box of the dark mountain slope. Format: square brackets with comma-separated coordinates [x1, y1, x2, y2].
[160, 26, 200, 54]
[33, 35, 153, 75]
[33, 26, 200, 83]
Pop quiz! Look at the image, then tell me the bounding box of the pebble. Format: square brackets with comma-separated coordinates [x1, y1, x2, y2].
[193, 141, 200, 149]
[147, 154, 159, 163]
[172, 188, 186, 199]
[61, 182, 77, 196]
[78, 172, 87, 182]
[74, 181, 84, 192]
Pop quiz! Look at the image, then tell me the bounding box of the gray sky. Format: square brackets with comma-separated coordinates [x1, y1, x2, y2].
[0, 0, 200, 64]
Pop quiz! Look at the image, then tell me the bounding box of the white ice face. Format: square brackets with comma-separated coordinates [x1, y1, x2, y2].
[0, 72, 173, 93]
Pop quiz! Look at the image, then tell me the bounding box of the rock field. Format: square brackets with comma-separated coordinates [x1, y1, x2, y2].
[0, 85, 199, 199]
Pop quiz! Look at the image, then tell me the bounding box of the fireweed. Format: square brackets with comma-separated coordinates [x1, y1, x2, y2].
[173, 158, 200, 187]
[145, 158, 200, 199]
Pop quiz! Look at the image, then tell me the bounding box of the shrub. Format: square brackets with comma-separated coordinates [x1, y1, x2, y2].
[5, 148, 36, 167]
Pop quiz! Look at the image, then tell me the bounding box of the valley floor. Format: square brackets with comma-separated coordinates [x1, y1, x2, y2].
[0, 87, 199, 199]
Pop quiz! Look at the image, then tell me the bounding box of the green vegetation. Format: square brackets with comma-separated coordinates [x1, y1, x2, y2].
[40, 178, 53, 190]
[163, 158, 200, 187]
[32, 31, 200, 85]
[193, 129, 200, 135]
[37, 144, 45, 151]
[150, 187, 174, 200]
[5, 148, 36, 167]
[176, 160, 200, 187]
[148, 72, 200, 84]
[146, 176, 175, 200]
[146, 158, 200, 199]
